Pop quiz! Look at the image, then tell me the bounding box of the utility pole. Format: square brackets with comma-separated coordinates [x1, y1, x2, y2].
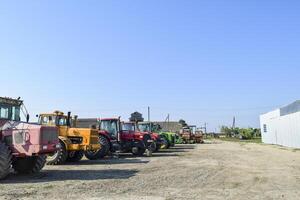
[148, 106, 151, 131]
[231, 116, 236, 137]
[168, 114, 170, 131]
[164, 114, 170, 131]
[232, 116, 236, 129]
[148, 106, 150, 122]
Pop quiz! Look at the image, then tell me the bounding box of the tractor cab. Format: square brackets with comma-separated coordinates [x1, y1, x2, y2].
[99, 118, 121, 140]
[122, 122, 136, 132]
[189, 126, 197, 135]
[137, 122, 151, 132]
[38, 111, 72, 127]
[0, 97, 22, 123]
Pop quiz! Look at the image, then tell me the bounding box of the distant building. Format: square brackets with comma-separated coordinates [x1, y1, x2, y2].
[260, 100, 300, 148]
[153, 121, 183, 133]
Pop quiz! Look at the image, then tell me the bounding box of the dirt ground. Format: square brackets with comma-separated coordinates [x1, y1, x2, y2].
[1, 140, 300, 200]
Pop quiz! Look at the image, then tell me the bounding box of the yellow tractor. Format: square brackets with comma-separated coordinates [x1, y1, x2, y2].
[38, 111, 100, 165]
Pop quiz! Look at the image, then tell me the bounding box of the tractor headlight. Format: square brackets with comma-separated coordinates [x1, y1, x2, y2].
[42, 145, 48, 150]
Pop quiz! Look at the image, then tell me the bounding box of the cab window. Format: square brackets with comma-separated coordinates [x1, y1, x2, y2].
[58, 117, 67, 126]
[0, 106, 9, 119]
[122, 123, 135, 131]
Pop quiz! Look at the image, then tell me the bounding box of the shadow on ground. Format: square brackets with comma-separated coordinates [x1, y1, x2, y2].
[64, 158, 149, 166]
[157, 149, 187, 153]
[171, 144, 196, 150]
[3, 169, 138, 184]
[151, 153, 179, 157]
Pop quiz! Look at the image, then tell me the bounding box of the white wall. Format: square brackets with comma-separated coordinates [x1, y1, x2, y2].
[260, 109, 280, 145]
[260, 109, 300, 148]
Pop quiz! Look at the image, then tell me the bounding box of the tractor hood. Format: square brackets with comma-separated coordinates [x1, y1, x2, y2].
[99, 130, 110, 136]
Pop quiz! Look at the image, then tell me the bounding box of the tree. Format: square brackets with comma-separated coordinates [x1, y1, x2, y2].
[179, 119, 188, 127]
[239, 128, 253, 139]
[220, 126, 233, 137]
[220, 126, 259, 139]
[253, 128, 261, 137]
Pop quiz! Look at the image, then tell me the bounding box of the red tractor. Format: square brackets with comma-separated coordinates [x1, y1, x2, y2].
[179, 127, 195, 144]
[137, 122, 168, 152]
[123, 121, 157, 152]
[79, 118, 154, 159]
[0, 97, 59, 179]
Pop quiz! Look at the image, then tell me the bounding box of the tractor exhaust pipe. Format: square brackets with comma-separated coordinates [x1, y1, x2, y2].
[73, 115, 78, 127]
[67, 111, 71, 127]
[117, 116, 121, 142]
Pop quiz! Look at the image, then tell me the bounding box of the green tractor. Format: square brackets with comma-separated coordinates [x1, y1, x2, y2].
[159, 132, 176, 149]
[175, 133, 183, 144]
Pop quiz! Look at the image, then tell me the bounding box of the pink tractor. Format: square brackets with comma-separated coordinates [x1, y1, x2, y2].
[0, 97, 59, 179]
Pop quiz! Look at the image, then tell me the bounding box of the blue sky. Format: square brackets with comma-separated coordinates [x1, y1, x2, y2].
[1, 1, 300, 131]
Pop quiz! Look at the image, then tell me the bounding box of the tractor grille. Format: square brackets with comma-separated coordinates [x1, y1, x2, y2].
[41, 129, 58, 143]
[14, 131, 24, 144]
[68, 136, 83, 144]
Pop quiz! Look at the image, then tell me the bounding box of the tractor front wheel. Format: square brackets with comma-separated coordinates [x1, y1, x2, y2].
[154, 142, 160, 152]
[132, 147, 146, 156]
[66, 151, 84, 162]
[12, 155, 46, 174]
[0, 142, 12, 180]
[85, 136, 110, 160]
[160, 138, 169, 149]
[47, 140, 67, 165]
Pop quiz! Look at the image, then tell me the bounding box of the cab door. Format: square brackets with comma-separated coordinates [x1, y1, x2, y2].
[120, 122, 134, 141]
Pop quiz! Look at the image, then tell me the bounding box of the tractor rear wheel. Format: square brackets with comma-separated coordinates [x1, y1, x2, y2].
[47, 140, 67, 165]
[66, 151, 84, 162]
[85, 136, 110, 160]
[0, 142, 12, 180]
[12, 155, 46, 174]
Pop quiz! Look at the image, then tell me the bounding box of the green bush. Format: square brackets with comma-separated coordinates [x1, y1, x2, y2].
[220, 126, 261, 140]
[239, 128, 253, 139]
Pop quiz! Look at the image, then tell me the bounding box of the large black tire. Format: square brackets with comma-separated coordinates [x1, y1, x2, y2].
[154, 142, 160, 152]
[47, 140, 68, 165]
[12, 155, 46, 174]
[132, 147, 146, 156]
[66, 151, 84, 162]
[165, 140, 171, 149]
[0, 142, 12, 180]
[84, 135, 110, 160]
[148, 142, 156, 152]
[160, 138, 169, 149]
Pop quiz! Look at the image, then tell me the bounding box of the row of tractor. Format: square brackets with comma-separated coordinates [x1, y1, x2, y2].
[0, 96, 204, 180]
